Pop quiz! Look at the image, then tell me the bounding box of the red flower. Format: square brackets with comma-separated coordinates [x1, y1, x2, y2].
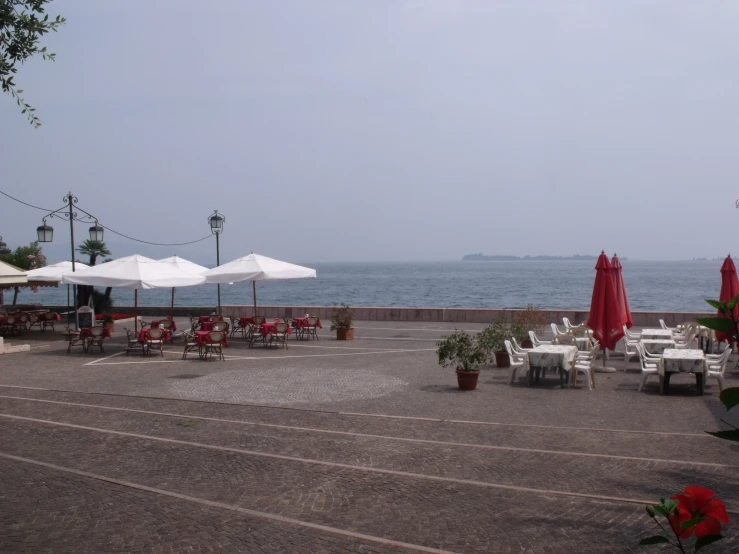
[670, 486, 730, 539]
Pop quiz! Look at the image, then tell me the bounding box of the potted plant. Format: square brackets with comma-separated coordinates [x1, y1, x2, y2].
[330, 303, 355, 340]
[102, 313, 115, 333]
[437, 330, 486, 390]
[478, 317, 510, 368]
[514, 304, 546, 348]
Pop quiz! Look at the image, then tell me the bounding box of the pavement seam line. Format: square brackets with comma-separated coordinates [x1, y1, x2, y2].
[0, 384, 714, 438]
[0, 412, 673, 506]
[0, 395, 732, 468]
[0, 452, 455, 554]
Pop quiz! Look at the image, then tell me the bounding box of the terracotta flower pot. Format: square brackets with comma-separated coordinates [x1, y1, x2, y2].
[104, 322, 115, 333]
[521, 338, 534, 349]
[494, 350, 510, 368]
[336, 327, 354, 340]
[456, 370, 479, 390]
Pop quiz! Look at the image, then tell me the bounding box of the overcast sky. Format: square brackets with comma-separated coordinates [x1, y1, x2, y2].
[2, 0, 738, 265]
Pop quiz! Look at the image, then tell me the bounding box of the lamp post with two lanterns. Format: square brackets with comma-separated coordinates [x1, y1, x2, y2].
[36, 192, 105, 326]
[0, 236, 10, 256]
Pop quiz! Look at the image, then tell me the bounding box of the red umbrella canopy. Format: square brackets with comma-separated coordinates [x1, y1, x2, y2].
[716, 255, 739, 343]
[610, 254, 633, 329]
[587, 251, 625, 351]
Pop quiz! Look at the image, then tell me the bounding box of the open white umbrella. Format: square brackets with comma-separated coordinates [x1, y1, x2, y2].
[27, 261, 90, 319]
[63, 255, 206, 332]
[0, 260, 28, 286]
[158, 256, 209, 319]
[201, 253, 316, 315]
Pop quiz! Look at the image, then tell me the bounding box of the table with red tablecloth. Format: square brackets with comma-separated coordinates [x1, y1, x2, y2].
[261, 322, 292, 336]
[291, 317, 322, 330]
[79, 327, 112, 340]
[195, 331, 228, 347]
[152, 319, 177, 331]
[239, 316, 255, 327]
[138, 327, 171, 344]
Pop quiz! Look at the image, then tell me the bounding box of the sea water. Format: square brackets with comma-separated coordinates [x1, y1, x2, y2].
[13, 260, 724, 312]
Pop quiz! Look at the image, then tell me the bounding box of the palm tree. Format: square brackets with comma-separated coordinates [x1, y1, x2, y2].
[77, 240, 111, 266]
[76, 240, 111, 307]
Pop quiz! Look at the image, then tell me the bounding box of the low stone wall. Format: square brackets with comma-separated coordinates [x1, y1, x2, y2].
[42, 304, 713, 328]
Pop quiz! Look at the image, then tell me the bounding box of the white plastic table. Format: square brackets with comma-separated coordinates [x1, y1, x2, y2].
[641, 329, 673, 341]
[659, 349, 706, 395]
[527, 345, 578, 388]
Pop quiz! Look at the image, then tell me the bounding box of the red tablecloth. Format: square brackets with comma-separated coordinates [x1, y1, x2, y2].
[292, 317, 322, 330]
[138, 327, 171, 344]
[239, 317, 255, 327]
[198, 316, 212, 324]
[200, 321, 215, 332]
[79, 327, 112, 340]
[195, 331, 229, 347]
[152, 319, 177, 331]
[261, 322, 292, 336]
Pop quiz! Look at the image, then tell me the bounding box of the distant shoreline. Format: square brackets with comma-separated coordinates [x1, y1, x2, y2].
[462, 254, 614, 261]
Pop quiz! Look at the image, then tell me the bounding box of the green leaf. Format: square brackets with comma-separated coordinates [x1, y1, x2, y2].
[680, 517, 704, 529]
[707, 430, 739, 441]
[696, 317, 735, 334]
[705, 299, 725, 311]
[646, 505, 655, 517]
[695, 535, 723, 551]
[729, 296, 739, 311]
[638, 536, 669, 545]
[719, 387, 739, 411]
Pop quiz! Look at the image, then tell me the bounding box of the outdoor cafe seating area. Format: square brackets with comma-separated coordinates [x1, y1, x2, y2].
[504, 317, 731, 395]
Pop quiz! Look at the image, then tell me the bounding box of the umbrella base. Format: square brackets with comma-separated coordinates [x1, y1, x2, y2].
[596, 366, 618, 373]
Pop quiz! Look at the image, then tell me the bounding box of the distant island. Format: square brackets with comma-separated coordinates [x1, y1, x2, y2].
[462, 254, 626, 261]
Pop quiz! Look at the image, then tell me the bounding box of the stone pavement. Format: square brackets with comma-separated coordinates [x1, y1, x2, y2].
[0, 319, 737, 553]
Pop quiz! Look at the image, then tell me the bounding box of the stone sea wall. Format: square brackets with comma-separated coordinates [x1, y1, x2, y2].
[43, 304, 712, 327]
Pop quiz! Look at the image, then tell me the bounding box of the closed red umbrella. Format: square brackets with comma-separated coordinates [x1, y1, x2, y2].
[715, 254, 739, 343]
[611, 253, 633, 329]
[587, 251, 624, 356]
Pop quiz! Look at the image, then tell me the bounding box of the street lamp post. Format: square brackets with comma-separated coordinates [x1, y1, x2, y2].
[208, 210, 225, 315]
[36, 192, 104, 328]
[0, 236, 10, 256]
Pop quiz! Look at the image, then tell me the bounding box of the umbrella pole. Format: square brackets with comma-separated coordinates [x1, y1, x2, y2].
[134, 289, 138, 334]
[171, 287, 175, 320]
[67, 284, 70, 326]
[253, 280, 257, 317]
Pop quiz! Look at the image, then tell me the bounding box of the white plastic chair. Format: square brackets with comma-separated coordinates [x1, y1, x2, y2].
[622, 328, 640, 369]
[529, 330, 552, 347]
[706, 346, 732, 392]
[550, 323, 569, 343]
[635, 343, 660, 392]
[571, 347, 598, 390]
[674, 328, 697, 350]
[505, 340, 527, 384]
[623, 325, 641, 341]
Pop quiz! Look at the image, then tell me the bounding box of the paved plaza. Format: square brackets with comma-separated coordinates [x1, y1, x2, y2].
[1, 319, 738, 553]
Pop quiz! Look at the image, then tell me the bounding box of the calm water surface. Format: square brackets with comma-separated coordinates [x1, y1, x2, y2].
[18, 260, 723, 312]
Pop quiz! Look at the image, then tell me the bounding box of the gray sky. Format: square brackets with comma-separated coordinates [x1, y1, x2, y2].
[2, 0, 738, 265]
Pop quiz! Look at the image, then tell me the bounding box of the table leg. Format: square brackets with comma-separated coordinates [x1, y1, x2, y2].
[528, 367, 534, 387]
[696, 372, 704, 395]
[662, 372, 672, 395]
[535, 367, 541, 383]
[559, 368, 565, 389]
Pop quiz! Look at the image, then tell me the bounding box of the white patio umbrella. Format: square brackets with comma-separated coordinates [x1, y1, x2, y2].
[27, 261, 90, 319]
[63, 255, 206, 332]
[0, 260, 28, 286]
[201, 253, 316, 315]
[158, 256, 209, 319]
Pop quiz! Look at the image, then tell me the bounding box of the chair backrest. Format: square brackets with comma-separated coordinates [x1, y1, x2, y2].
[659, 319, 669, 330]
[274, 322, 289, 333]
[159, 319, 173, 329]
[212, 321, 229, 332]
[511, 337, 526, 353]
[46, 312, 57, 321]
[147, 327, 164, 340]
[6, 316, 15, 324]
[29, 314, 38, 323]
[208, 331, 225, 343]
[124, 328, 136, 340]
[504, 340, 521, 361]
[562, 317, 572, 330]
[254, 315, 266, 325]
[209, 315, 224, 322]
[90, 326, 105, 337]
[550, 323, 559, 336]
[635, 343, 656, 371]
[307, 317, 318, 326]
[183, 331, 196, 343]
[529, 330, 538, 344]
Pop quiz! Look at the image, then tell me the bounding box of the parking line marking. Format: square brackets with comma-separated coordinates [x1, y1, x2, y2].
[0, 415, 673, 508]
[0, 452, 455, 554]
[0, 395, 732, 468]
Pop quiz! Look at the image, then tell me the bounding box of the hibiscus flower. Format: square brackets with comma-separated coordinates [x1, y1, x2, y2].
[670, 486, 730, 539]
